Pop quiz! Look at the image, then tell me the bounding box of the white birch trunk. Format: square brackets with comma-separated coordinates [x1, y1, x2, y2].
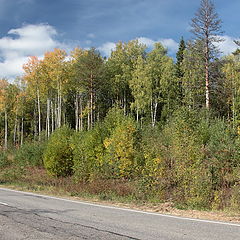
[87, 101, 90, 131]
[54, 101, 58, 129]
[153, 101, 158, 127]
[13, 116, 17, 146]
[80, 97, 83, 131]
[46, 98, 50, 138]
[20, 117, 24, 146]
[51, 100, 54, 133]
[150, 97, 154, 127]
[37, 88, 41, 141]
[4, 110, 7, 150]
[75, 93, 79, 131]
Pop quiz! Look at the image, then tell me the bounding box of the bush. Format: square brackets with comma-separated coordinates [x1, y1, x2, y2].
[0, 151, 10, 168]
[139, 108, 212, 208]
[14, 142, 45, 167]
[103, 114, 140, 179]
[71, 123, 107, 182]
[138, 126, 172, 200]
[203, 119, 239, 209]
[71, 107, 141, 182]
[43, 126, 74, 177]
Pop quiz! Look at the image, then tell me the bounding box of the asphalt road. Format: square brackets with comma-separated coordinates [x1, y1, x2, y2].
[0, 188, 239, 240]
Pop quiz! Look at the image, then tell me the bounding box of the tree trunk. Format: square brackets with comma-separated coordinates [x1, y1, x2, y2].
[205, 45, 210, 109]
[20, 117, 24, 146]
[75, 93, 79, 131]
[90, 72, 94, 129]
[34, 105, 37, 141]
[54, 101, 58, 129]
[4, 110, 7, 150]
[37, 88, 41, 141]
[46, 98, 50, 138]
[153, 101, 158, 127]
[17, 119, 20, 146]
[151, 97, 154, 127]
[57, 80, 62, 128]
[13, 116, 17, 146]
[51, 100, 54, 133]
[59, 87, 62, 127]
[123, 91, 126, 116]
[87, 101, 90, 131]
[80, 97, 83, 131]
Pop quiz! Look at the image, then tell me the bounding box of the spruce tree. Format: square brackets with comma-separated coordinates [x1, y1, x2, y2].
[176, 37, 186, 79]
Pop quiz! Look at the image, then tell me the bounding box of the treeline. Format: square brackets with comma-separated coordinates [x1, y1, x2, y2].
[1, 0, 240, 210]
[1, 39, 240, 148]
[0, 41, 178, 146]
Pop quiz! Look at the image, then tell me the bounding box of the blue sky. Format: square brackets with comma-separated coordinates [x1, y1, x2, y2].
[0, 0, 239, 78]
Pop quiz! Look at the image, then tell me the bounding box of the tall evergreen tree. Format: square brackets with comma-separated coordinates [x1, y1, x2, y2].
[176, 38, 186, 104]
[191, 0, 223, 109]
[176, 37, 186, 79]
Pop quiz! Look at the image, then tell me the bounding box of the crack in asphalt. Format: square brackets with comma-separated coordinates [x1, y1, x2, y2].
[1, 205, 140, 240]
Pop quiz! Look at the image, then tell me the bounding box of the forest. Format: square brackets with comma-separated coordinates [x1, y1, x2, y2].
[1, 0, 240, 211]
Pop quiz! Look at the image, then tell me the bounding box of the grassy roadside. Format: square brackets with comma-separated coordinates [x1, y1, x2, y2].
[1, 166, 240, 224]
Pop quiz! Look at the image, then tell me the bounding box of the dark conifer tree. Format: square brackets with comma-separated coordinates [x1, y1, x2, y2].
[176, 37, 186, 79]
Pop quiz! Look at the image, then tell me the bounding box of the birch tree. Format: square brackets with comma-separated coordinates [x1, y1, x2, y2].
[147, 43, 176, 126]
[222, 54, 240, 127]
[106, 40, 146, 114]
[129, 55, 151, 123]
[23, 56, 42, 140]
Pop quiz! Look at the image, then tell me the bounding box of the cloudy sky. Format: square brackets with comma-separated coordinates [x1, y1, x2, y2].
[0, 0, 239, 79]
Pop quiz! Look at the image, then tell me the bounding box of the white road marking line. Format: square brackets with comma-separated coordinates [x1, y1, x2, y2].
[0, 187, 239, 227]
[0, 201, 9, 206]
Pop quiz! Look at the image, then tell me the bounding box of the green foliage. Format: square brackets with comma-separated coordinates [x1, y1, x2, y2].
[43, 126, 74, 177]
[71, 108, 141, 181]
[0, 167, 26, 183]
[0, 151, 10, 168]
[3, 33, 240, 214]
[14, 142, 45, 167]
[104, 116, 139, 178]
[71, 123, 107, 182]
[176, 37, 186, 79]
[138, 126, 172, 200]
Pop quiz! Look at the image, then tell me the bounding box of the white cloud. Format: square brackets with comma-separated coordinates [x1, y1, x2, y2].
[98, 36, 240, 58]
[97, 42, 116, 57]
[85, 40, 92, 45]
[159, 38, 179, 54]
[0, 57, 29, 77]
[0, 24, 67, 79]
[97, 37, 179, 57]
[87, 33, 95, 39]
[137, 37, 156, 47]
[216, 35, 240, 56]
[137, 37, 178, 55]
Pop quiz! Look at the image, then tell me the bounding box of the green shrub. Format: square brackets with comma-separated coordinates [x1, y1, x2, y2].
[0, 167, 26, 183]
[43, 126, 74, 177]
[203, 119, 239, 209]
[71, 123, 107, 182]
[103, 114, 140, 179]
[138, 126, 172, 200]
[71, 107, 141, 182]
[14, 142, 45, 167]
[0, 151, 10, 168]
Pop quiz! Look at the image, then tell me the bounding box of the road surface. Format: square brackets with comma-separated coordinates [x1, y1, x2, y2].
[0, 187, 239, 239]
